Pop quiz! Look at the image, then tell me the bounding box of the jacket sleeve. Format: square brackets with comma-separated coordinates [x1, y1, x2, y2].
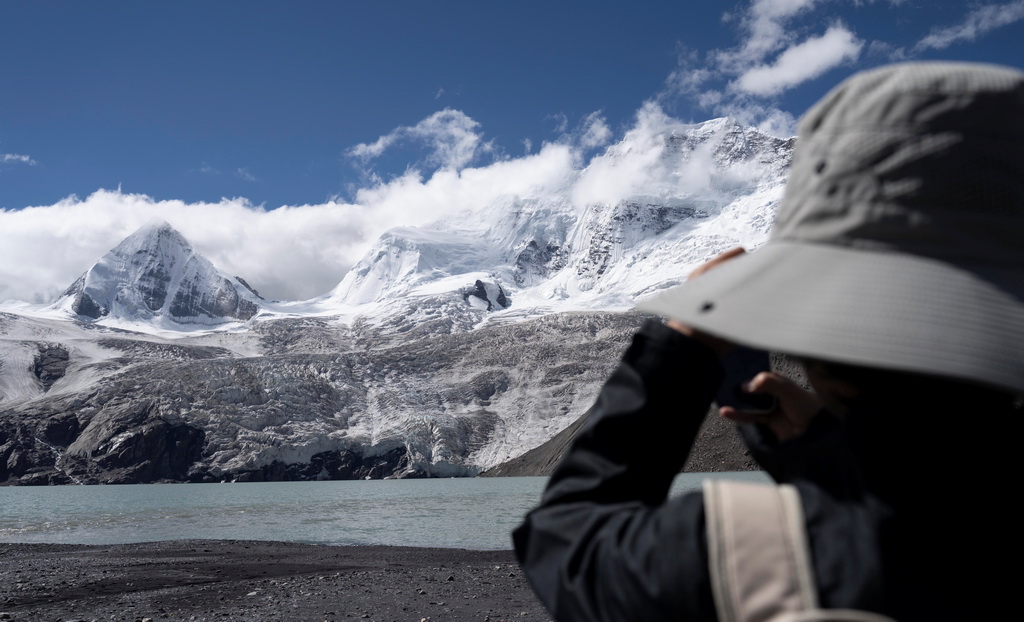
[512, 319, 724, 622]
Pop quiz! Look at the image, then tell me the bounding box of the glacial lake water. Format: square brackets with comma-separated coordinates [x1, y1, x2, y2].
[0, 472, 768, 550]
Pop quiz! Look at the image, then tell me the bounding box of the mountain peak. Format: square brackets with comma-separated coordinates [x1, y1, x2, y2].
[115, 220, 193, 255]
[134, 218, 178, 237]
[54, 223, 261, 325]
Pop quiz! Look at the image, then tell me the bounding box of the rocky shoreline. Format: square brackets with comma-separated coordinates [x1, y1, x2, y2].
[0, 540, 551, 622]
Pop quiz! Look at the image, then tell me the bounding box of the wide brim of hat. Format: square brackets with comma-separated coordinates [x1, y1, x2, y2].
[635, 241, 1024, 394]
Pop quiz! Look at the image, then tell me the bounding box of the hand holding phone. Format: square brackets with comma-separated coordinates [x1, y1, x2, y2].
[716, 354, 826, 441]
[716, 346, 776, 414]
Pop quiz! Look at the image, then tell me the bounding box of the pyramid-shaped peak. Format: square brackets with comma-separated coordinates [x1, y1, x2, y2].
[53, 221, 261, 324]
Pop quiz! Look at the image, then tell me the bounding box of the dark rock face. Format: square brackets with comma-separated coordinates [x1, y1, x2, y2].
[41, 413, 80, 446]
[83, 420, 206, 484]
[33, 344, 70, 391]
[0, 396, 206, 485]
[137, 261, 171, 312]
[578, 201, 709, 280]
[71, 293, 106, 319]
[63, 276, 107, 319]
[463, 280, 510, 311]
[230, 447, 425, 483]
[514, 240, 566, 286]
[616, 201, 708, 236]
[169, 274, 258, 320]
[234, 276, 262, 299]
[0, 422, 72, 485]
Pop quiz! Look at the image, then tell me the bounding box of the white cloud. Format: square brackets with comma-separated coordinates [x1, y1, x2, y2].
[665, 45, 713, 93]
[0, 124, 581, 304]
[572, 101, 777, 211]
[235, 167, 257, 182]
[347, 108, 492, 171]
[2, 153, 37, 166]
[710, 97, 799, 137]
[0, 191, 368, 304]
[2, 100, 755, 306]
[914, 1, 1024, 51]
[542, 112, 614, 154]
[572, 103, 674, 207]
[662, 1, 853, 136]
[197, 163, 258, 180]
[578, 113, 613, 150]
[734, 26, 864, 96]
[865, 39, 907, 61]
[716, 0, 824, 71]
[350, 142, 576, 235]
[347, 135, 395, 161]
[754, 107, 799, 137]
[548, 113, 570, 134]
[663, 2, 941, 135]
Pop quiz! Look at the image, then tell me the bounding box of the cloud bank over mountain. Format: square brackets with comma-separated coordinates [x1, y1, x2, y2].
[0, 106, 716, 305]
[3, 1, 1023, 305]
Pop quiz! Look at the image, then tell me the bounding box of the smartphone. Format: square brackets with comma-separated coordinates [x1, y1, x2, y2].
[716, 346, 776, 414]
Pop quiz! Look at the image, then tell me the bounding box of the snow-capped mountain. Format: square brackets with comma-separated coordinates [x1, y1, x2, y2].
[52, 221, 263, 327]
[0, 117, 794, 485]
[326, 116, 792, 322]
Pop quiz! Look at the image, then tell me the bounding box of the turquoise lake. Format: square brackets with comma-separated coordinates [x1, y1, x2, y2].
[0, 472, 768, 550]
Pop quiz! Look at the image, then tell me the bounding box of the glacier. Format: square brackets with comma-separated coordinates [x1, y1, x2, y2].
[0, 117, 792, 484]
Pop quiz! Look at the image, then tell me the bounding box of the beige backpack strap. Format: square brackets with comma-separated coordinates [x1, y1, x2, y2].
[704, 479, 817, 622]
[776, 613, 898, 622]
[703, 479, 897, 622]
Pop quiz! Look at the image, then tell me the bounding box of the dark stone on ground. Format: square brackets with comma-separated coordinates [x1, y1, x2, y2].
[0, 540, 550, 622]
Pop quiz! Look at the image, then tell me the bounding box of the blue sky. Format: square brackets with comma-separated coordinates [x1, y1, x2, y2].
[2, 0, 1024, 303]
[1, 1, 727, 209]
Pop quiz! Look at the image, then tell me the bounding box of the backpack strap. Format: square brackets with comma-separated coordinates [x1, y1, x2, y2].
[703, 479, 896, 622]
[704, 479, 817, 622]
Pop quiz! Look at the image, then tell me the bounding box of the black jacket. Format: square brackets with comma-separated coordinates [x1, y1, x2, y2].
[513, 319, 1013, 621]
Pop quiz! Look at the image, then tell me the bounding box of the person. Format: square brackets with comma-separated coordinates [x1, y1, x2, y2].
[512, 61, 1023, 621]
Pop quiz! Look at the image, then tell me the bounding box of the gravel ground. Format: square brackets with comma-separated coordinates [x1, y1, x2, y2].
[0, 540, 552, 622]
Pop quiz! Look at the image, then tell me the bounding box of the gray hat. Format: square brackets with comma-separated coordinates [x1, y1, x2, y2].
[637, 62, 1024, 393]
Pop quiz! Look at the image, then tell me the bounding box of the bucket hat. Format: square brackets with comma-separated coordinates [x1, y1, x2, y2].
[637, 62, 1024, 393]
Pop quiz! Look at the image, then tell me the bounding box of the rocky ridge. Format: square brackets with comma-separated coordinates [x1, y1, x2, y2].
[1, 311, 643, 484]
